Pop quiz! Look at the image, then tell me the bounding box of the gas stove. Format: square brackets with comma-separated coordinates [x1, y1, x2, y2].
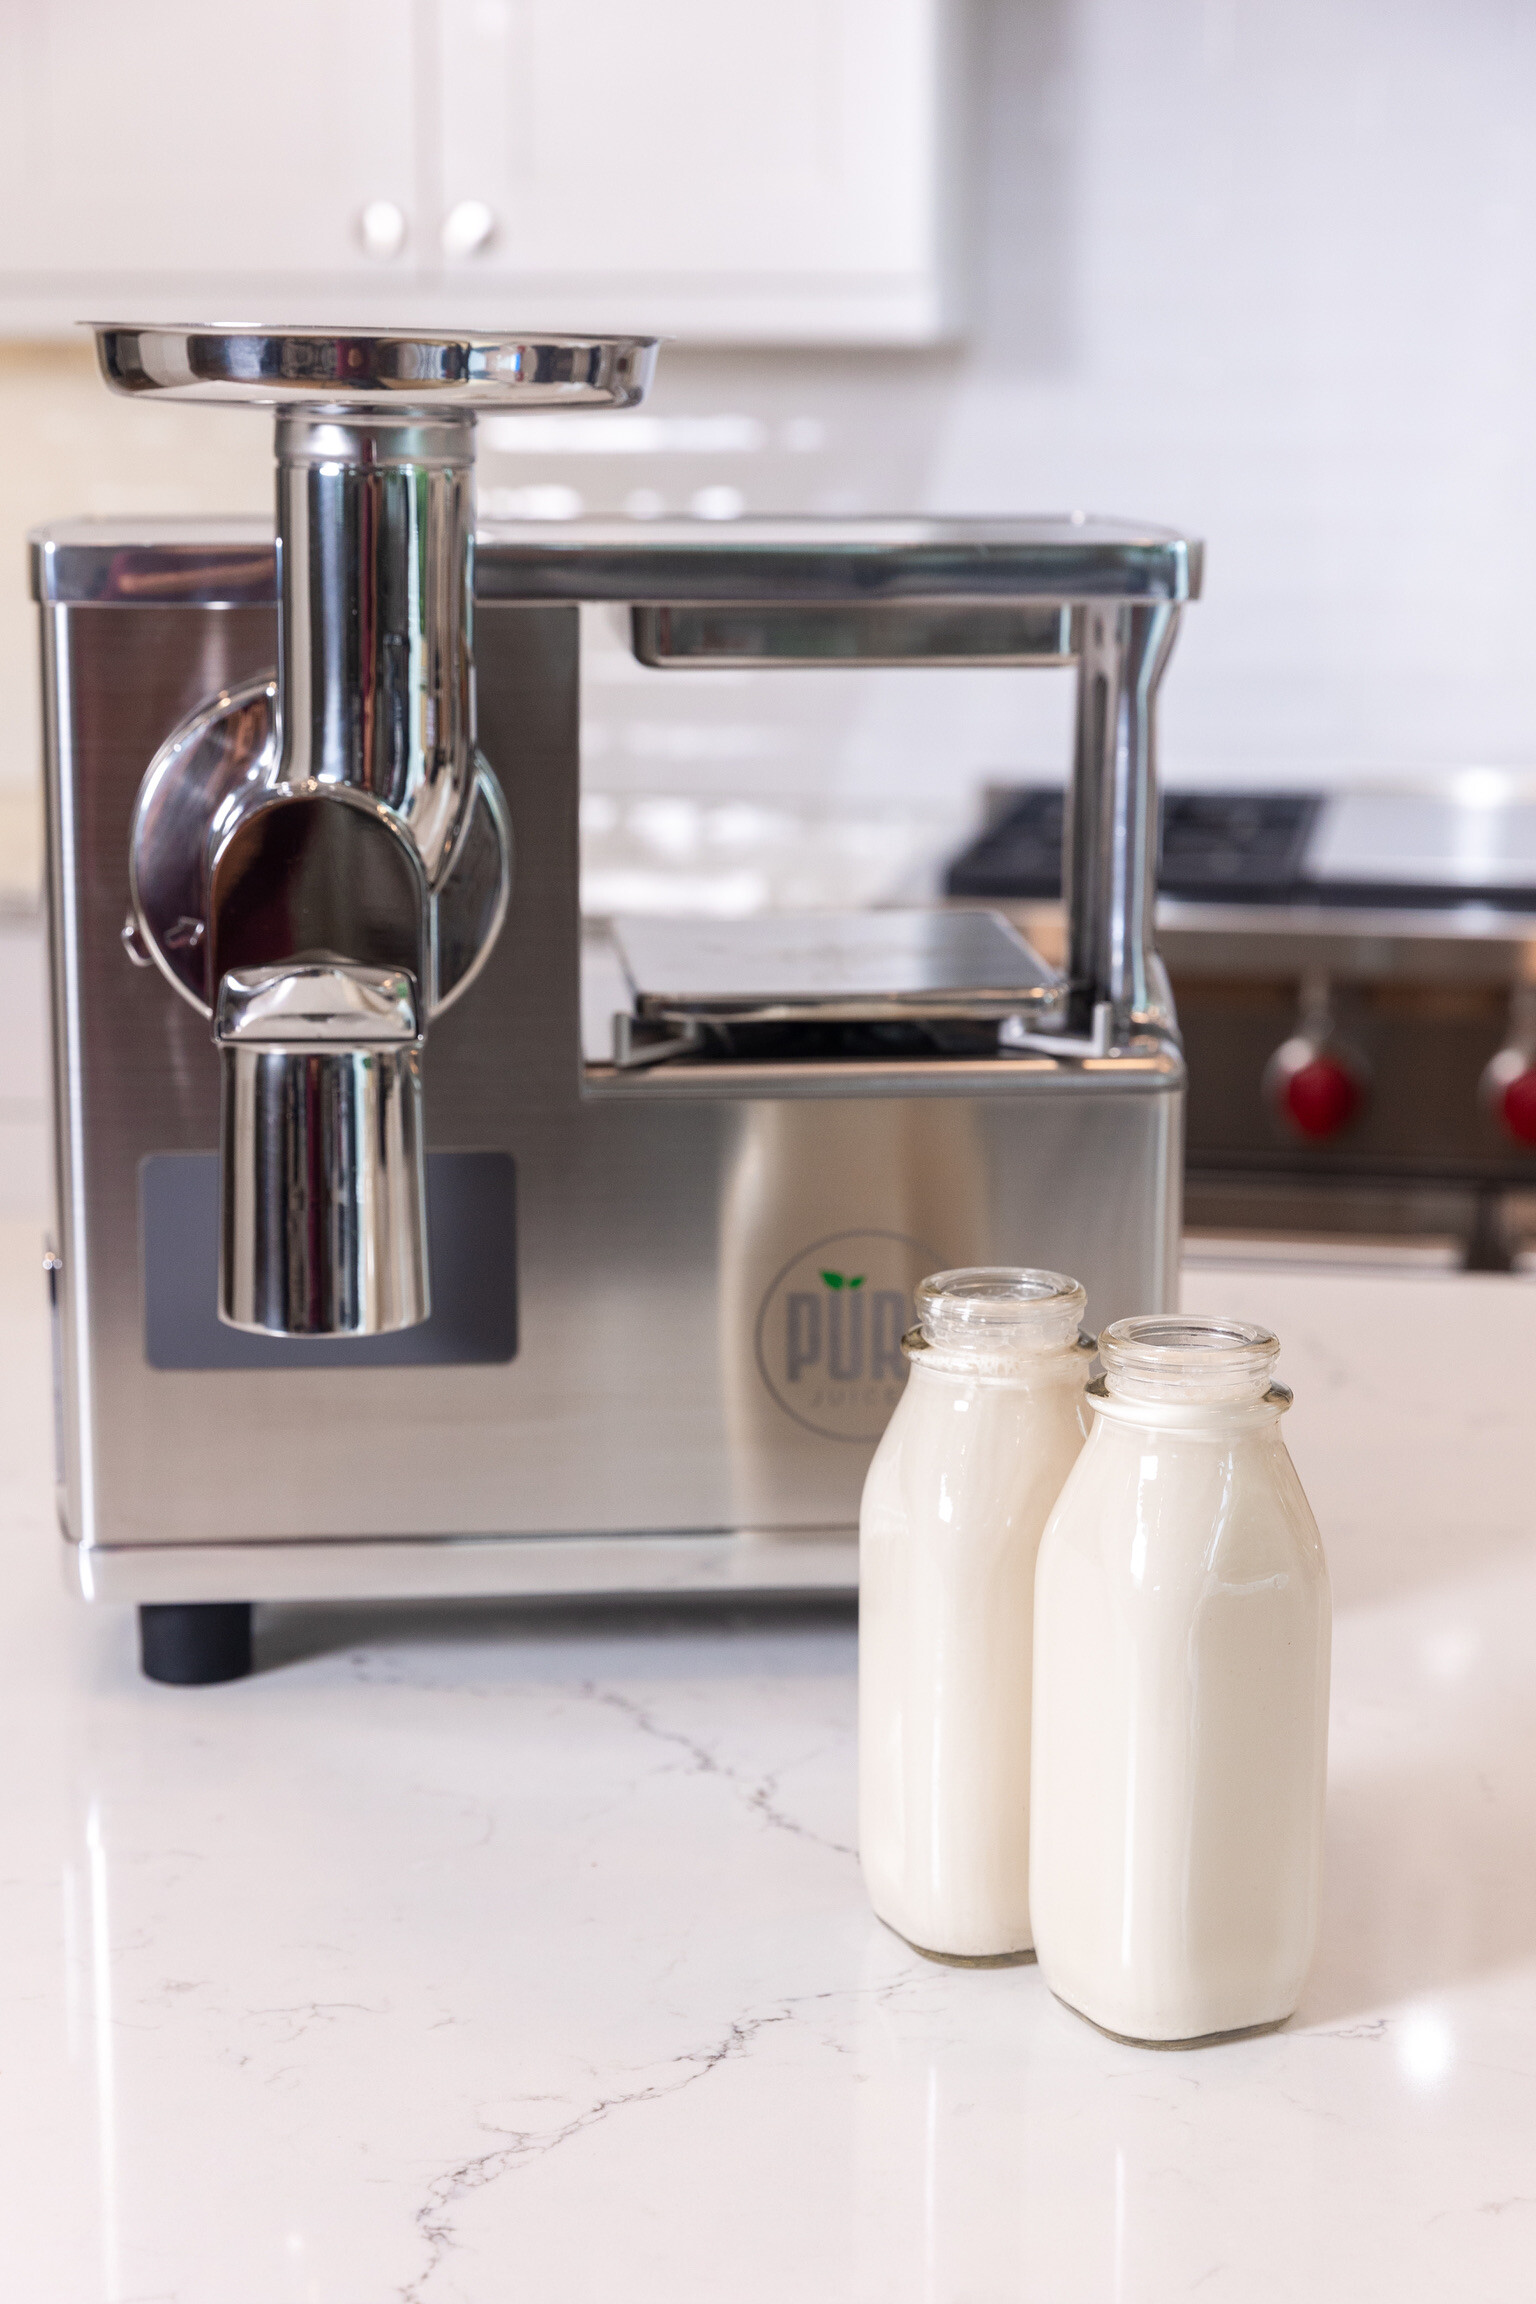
[949, 782, 1536, 913]
[947, 783, 1536, 1267]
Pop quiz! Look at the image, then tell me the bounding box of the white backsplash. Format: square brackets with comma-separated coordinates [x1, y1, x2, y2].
[5, 0, 1536, 892]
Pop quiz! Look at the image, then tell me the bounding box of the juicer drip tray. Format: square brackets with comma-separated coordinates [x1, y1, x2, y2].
[607, 908, 1062, 1065]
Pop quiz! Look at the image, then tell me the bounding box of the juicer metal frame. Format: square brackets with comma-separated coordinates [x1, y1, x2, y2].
[34, 340, 1199, 1666]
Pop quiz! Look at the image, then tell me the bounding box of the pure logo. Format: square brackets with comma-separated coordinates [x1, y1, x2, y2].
[786, 1268, 902, 1388]
[754, 1229, 944, 1444]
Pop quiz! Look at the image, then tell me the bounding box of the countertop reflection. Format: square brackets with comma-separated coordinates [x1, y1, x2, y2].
[3, 1221, 1535, 2302]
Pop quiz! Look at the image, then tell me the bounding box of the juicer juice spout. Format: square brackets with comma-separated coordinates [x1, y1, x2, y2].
[215, 962, 428, 1337]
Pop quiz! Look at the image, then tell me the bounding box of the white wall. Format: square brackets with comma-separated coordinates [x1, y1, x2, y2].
[942, 0, 1536, 786]
[3, 0, 1534, 890]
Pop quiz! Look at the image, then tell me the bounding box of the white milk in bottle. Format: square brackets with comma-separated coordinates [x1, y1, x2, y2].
[1030, 1315, 1331, 2042]
[859, 1268, 1091, 1960]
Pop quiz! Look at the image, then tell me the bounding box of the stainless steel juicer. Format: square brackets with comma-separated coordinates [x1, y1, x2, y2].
[33, 325, 1199, 1679]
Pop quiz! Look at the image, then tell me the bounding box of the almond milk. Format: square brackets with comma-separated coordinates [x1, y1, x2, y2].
[1029, 1315, 1331, 2042]
[859, 1268, 1091, 1960]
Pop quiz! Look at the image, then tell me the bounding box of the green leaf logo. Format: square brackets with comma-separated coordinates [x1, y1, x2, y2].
[849, 1275, 865, 1289]
[820, 1269, 845, 1289]
[820, 1269, 866, 1290]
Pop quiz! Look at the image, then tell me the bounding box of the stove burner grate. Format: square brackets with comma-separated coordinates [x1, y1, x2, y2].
[947, 790, 1322, 906]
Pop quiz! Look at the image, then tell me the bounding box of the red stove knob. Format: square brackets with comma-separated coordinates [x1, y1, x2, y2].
[1264, 1037, 1367, 1141]
[1482, 1048, 1536, 1147]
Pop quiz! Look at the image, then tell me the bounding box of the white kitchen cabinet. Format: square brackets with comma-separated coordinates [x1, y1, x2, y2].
[435, 0, 965, 342]
[0, 0, 422, 331]
[0, 0, 964, 345]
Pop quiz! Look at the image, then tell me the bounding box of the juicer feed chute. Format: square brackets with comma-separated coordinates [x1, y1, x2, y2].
[103, 326, 658, 1338]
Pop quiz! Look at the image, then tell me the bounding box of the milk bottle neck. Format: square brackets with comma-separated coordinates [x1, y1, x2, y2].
[1093, 1313, 1289, 1430]
[911, 1265, 1089, 1381]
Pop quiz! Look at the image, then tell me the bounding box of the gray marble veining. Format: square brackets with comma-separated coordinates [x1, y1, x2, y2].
[1, 1222, 1534, 2299]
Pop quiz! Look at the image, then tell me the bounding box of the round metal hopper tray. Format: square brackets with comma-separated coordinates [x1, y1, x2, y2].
[92, 324, 657, 409]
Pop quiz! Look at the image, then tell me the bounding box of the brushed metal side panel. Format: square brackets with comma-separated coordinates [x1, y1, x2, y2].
[46, 601, 283, 1551]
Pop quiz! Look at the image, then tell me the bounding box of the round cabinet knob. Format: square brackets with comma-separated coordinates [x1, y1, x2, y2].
[357, 199, 407, 261]
[442, 199, 496, 259]
[1482, 1047, 1536, 1147]
[1264, 1036, 1367, 1141]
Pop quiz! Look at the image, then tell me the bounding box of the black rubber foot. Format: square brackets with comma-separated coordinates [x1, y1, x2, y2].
[139, 1602, 254, 1685]
[1464, 1190, 1515, 1274]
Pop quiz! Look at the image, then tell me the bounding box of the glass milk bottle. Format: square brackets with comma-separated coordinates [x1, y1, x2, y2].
[1030, 1316, 1331, 2043]
[859, 1268, 1092, 1961]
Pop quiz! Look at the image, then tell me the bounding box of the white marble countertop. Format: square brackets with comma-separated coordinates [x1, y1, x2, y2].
[3, 1216, 1535, 2301]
